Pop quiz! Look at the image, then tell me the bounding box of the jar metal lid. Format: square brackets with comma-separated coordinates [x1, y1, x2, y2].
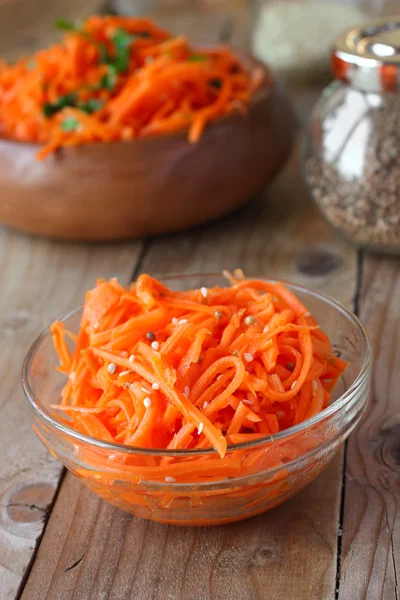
[332, 16, 400, 92]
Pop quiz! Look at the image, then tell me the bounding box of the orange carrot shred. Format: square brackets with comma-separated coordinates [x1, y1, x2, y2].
[50, 271, 347, 470]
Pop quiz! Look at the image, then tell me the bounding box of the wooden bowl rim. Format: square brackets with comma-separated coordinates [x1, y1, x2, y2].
[0, 50, 274, 154]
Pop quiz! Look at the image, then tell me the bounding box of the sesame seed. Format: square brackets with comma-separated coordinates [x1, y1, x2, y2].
[263, 325, 269, 333]
[197, 422, 204, 434]
[120, 369, 132, 377]
[304, 312, 311, 317]
[107, 363, 117, 374]
[172, 317, 179, 326]
[152, 382, 160, 390]
[164, 476, 176, 483]
[178, 319, 187, 325]
[242, 399, 254, 406]
[129, 354, 135, 363]
[214, 310, 222, 319]
[146, 331, 156, 341]
[144, 397, 152, 408]
[312, 380, 318, 393]
[184, 386, 190, 396]
[244, 353, 253, 362]
[290, 380, 298, 390]
[94, 321, 100, 330]
[69, 372, 76, 382]
[244, 315, 255, 326]
[217, 375, 222, 380]
[200, 287, 208, 298]
[108, 454, 118, 461]
[151, 341, 160, 351]
[203, 401, 208, 409]
[141, 386, 150, 394]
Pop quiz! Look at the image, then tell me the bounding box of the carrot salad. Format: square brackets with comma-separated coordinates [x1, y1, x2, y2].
[50, 271, 347, 461]
[0, 16, 264, 159]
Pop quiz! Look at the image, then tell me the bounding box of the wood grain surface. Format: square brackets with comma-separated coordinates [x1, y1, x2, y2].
[0, 233, 141, 599]
[339, 256, 400, 600]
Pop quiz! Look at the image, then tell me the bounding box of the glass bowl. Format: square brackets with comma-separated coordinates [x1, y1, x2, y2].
[22, 274, 372, 526]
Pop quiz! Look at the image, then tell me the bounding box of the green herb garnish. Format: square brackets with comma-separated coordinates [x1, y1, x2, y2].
[77, 98, 104, 113]
[60, 116, 80, 132]
[43, 93, 77, 118]
[55, 18, 109, 64]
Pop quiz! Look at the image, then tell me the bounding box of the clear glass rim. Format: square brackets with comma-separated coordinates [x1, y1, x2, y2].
[21, 274, 372, 457]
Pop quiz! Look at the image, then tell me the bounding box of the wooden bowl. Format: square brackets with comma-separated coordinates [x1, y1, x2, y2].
[0, 55, 296, 241]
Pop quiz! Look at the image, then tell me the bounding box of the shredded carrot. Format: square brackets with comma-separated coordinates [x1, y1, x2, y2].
[0, 16, 264, 159]
[50, 271, 347, 475]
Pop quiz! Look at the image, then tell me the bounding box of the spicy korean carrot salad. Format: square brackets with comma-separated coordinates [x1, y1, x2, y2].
[0, 16, 264, 159]
[50, 271, 347, 461]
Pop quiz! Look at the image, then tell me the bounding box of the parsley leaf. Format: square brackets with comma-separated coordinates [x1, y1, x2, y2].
[55, 18, 79, 31]
[43, 93, 77, 118]
[77, 98, 104, 113]
[60, 116, 80, 132]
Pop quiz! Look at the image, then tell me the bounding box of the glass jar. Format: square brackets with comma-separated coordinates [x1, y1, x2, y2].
[303, 16, 400, 254]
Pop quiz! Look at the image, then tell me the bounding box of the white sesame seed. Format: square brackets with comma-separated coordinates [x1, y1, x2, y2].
[94, 321, 100, 330]
[69, 372, 76, 382]
[141, 386, 150, 394]
[242, 398, 254, 406]
[214, 310, 222, 319]
[172, 317, 179, 326]
[152, 382, 160, 390]
[263, 325, 269, 333]
[312, 380, 318, 394]
[184, 386, 190, 397]
[200, 286, 208, 298]
[151, 341, 160, 351]
[197, 422, 204, 435]
[203, 401, 208, 409]
[108, 453, 118, 461]
[243, 353, 253, 363]
[129, 354, 135, 363]
[107, 363, 117, 374]
[304, 311, 311, 317]
[165, 476, 176, 483]
[144, 397, 152, 408]
[119, 369, 132, 377]
[217, 374, 222, 380]
[290, 380, 298, 390]
[244, 315, 255, 326]
[178, 319, 187, 325]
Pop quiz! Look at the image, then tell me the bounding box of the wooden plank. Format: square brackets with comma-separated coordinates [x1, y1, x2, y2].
[0, 230, 142, 600]
[21, 137, 359, 600]
[339, 256, 400, 600]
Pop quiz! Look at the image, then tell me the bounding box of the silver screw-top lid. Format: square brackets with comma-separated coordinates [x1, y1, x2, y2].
[333, 16, 400, 92]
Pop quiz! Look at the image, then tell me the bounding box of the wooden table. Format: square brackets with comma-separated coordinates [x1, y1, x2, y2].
[1, 3, 399, 599]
